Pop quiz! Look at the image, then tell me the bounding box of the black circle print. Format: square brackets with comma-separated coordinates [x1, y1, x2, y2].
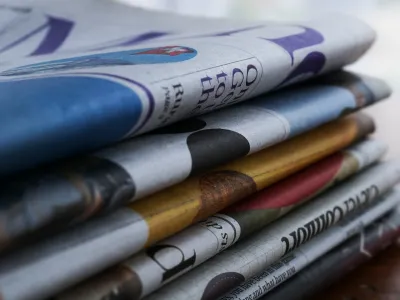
[150, 118, 251, 175]
[188, 129, 250, 175]
[201, 272, 245, 300]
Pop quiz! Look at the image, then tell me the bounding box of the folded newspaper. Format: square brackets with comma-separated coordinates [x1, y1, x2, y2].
[219, 188, 400, 300]
[0, 115, 374, 300]
[0, 113, 373, 250]
[0, 2, 390, 300]
[265, 198, 400, 300]
[0, 72, 388, 249]
[0, 0, 377, 174]
[55, 139, 387, 300]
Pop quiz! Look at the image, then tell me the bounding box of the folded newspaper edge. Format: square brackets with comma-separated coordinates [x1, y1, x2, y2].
[218, 188, 400, 300]
[264, 193, 400, 300]
[143, 161, 400, 300]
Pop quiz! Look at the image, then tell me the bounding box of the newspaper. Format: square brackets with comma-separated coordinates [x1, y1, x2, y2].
[0, 72, 388, 249]
[264, 201, 400, 300]
[218, 188, 400, 300]
[0, 0, 377, 174]
[0, 115, 374, 300]
[0, 113, 373, 250]
[0, 0, 376, 63]
[55, 138, 387, 300]
[140, 161, 400, 300]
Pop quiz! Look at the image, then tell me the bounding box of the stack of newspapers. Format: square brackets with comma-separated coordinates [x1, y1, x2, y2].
[0, 1, 399, 300]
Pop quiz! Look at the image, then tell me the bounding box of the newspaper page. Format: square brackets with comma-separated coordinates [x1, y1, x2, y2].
[0, 0, 377, 174]
[0, 115, 374, 300]
[264, 197, 400, 300]
[219, 188, 400, 300]
[140, 162, 400, 300]
[0, 0, 376, 63]
[55, 138, 387, 300]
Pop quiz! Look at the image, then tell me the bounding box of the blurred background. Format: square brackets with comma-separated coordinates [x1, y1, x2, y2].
[118, 0, 400, 159]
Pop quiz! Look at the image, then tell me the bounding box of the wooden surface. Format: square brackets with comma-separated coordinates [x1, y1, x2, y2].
[313, 242, 400, 300]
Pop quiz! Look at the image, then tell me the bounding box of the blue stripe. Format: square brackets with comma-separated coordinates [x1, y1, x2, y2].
[0, 75, 142, 174]
[248, 85, 357, 137]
